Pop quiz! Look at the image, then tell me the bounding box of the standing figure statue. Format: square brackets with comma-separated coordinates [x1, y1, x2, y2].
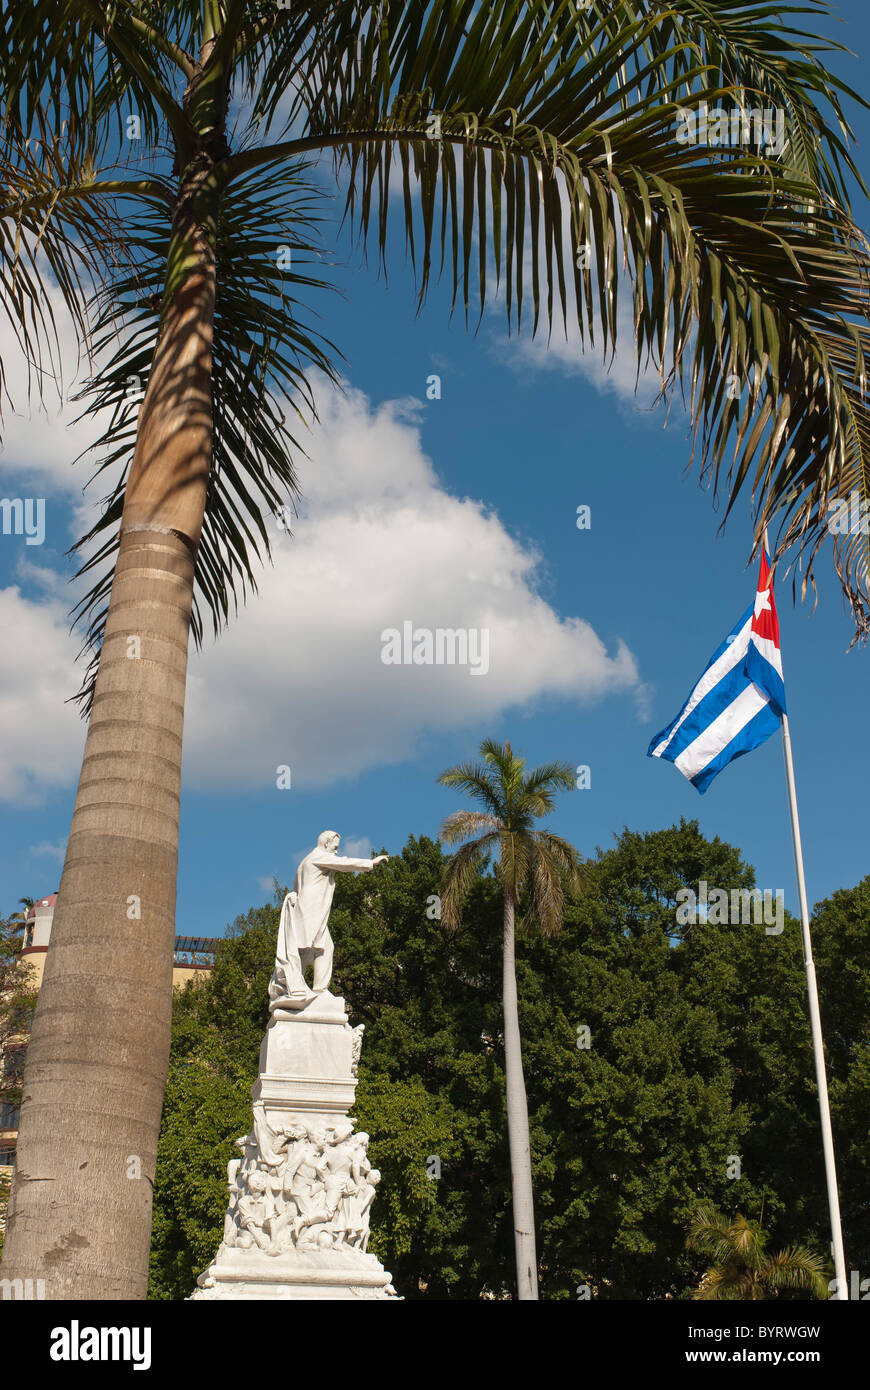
[269, 831, 389, 1009]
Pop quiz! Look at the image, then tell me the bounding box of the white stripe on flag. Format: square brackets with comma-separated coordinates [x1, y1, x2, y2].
[674, 683, 769, 780]
[751, 632, 783, 676]
[651, 614, 752, 759]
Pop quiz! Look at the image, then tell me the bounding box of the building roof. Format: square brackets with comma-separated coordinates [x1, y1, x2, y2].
[173, 936, 222, 957]
[25, 894, 58, 919]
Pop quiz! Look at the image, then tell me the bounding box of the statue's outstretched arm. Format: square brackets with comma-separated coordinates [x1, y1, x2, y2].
[311, 853, 389, 874]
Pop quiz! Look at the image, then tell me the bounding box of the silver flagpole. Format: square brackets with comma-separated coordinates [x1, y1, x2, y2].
[765, 531, 848, 1299]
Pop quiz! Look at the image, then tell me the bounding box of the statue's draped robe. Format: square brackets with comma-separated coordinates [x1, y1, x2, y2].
[269, 850, 379, 1001]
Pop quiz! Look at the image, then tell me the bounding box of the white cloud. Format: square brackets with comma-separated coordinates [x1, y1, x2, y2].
[183, 384, 641, 789]
[1, 383, 643, 801]
[0, 282, 97, 489]
[13, 556, 70, 598]
[0, 585, 85, 802]
[28, 840, 66, 862]
[340, 836, 375, 860]
[0, 268, 123, 548]
[501, 309, 667, 408]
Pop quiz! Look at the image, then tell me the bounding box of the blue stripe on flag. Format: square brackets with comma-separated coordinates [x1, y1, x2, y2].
[688, 703, 782, 793]
[744, 643, 787, 716]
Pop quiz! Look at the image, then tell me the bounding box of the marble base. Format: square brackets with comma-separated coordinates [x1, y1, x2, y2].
[190, 990, 399, 1300]
[192, 1244, 397, 1301]
[254, 992, 356, 1119]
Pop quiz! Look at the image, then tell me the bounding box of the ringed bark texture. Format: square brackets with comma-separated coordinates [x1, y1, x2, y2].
[1, 181, 215, 1298]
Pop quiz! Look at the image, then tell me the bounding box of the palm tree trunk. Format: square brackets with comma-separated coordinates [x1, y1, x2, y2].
[0, 169, 217, 1299]
[503, 891, 539, 1299]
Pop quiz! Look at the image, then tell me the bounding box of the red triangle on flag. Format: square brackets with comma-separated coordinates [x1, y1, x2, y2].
[751, 551, 780, 647]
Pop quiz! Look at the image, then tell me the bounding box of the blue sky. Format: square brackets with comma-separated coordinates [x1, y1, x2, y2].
[1, 2, 869, 937]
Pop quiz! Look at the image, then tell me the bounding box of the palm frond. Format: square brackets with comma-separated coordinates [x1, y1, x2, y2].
[515, 760, 576, 818]
[0, 124, 155, 437]
[497, 827, 531, 904]
[227, 0, 870, 634]
[439, 832, 498, 931]
[761, 1246, 832, 1299]
[533, 830, 584, 894]
[687, 1203, 751, 1265]
[694, 1265, 743, 1300]
[480, 738, 526, 815]
[439, 809, 501, 847]
[526, 841, 565, 937]
[437, 759, 505, 819]
[0, 1, 193, 150]
[68, 154, 341, 708]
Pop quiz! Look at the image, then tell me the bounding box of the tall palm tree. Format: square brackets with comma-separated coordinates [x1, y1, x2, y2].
[1, 1, 868, 1297]
[686, 1203, 831, 1300]
[438, 739, 582, 1299]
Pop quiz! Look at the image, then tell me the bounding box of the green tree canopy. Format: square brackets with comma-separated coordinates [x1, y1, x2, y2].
[150, 823, 867, 1299]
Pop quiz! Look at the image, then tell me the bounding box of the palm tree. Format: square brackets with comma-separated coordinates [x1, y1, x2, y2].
[438, 739, 581, 1299]
[686, 1203, 831, 1300]
[1, 1, 868, 1298]
[7, 899, 35, 947]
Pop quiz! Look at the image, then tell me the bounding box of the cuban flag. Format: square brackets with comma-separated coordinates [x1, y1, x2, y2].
[648, 553, 786, 793]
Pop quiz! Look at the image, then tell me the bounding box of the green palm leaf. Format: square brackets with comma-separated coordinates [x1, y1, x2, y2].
[3, 0, 870, 670]
[687, 1201, 832, 1299]
[67, 153, 341, 706]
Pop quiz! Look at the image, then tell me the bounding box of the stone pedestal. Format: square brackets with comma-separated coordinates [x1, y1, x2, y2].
[191, 992, 398, 1300]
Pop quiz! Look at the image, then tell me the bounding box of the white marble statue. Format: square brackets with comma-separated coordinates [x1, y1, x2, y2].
[192, 828, 399, 1298]
[269, 831, 389, 1009]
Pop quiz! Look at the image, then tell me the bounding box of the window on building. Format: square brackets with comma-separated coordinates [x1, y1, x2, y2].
[1, 1102, 20, 1129]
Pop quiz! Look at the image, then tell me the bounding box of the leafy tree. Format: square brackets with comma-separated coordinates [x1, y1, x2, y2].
[326, 834, 515, 1299]
[3, 0, 870, 1297]
[438, 739, 581, 1299]
[0, 911, 38, 1261]
[0, 912, 38, 1115]
[809, 877, 870, 1277]
[686, 1202, 830, 1300]
[149, 825, 868, 1299]
[149, 886, 460, 1298]
[524, 818, 859, 1299]
[527, 820, 769, 1296]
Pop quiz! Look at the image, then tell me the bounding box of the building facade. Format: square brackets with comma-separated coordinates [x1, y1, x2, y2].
[0, 894, 222, 1169]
